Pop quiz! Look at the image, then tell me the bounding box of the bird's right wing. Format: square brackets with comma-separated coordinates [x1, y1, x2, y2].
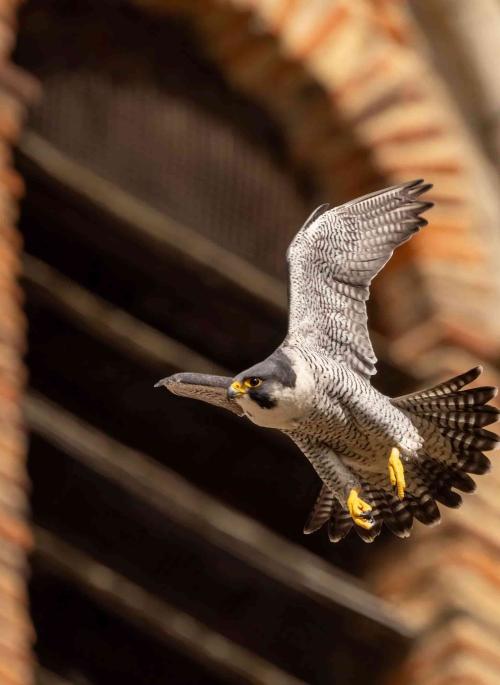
[286, 179, 433, 377]
[156, 372, 243, 416]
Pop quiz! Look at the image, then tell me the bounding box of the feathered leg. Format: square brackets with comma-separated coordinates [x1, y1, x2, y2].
[287, 433, 375, 530]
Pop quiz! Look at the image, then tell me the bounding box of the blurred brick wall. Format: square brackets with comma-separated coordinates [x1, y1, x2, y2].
[0, 1, 38, 683]
[372, 365, 500, 685]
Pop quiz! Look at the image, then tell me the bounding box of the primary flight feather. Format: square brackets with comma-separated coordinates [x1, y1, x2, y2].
[156, 180, 499, 542]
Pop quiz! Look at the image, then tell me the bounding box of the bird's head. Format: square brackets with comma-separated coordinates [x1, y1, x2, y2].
[227, 350, 297, 412]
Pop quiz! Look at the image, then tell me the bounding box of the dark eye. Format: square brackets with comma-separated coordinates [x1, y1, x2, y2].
[245, 377, 262, 388]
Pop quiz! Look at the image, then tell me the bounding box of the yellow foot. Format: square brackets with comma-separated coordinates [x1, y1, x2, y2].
[388, 447, 406, 500]
[347, 489, 374, 529]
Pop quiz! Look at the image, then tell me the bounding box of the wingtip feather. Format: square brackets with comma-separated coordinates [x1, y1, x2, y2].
[406, 181, 434, 202]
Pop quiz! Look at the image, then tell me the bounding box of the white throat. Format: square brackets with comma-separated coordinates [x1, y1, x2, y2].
[236, 351, 315, 430]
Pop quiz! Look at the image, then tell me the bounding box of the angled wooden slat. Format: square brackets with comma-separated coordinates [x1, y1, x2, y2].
[37, 668, 74, 685]
[35, 528, 306, 685]
[25, 392, 413, 641]
[23, 254, 228, 377]
[18, 131, 288, 312]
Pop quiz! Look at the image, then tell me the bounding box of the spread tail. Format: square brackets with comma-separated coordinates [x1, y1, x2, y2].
[305, 366, 499, 543]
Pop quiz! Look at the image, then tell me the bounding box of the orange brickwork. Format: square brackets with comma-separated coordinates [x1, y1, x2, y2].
[0, 2, 38, 684]
[371, 377, 500, 685]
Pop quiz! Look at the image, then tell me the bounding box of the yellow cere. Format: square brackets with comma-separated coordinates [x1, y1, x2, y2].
[230, 380, 245, 393]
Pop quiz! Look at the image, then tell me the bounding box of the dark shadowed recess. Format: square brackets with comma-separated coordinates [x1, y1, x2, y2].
[19, 171, 285, 371]
[14, 0, 294, 165]
[14, 0, 312, 280]
[31, 570, 226, 685]
[29, 436, 410, 685]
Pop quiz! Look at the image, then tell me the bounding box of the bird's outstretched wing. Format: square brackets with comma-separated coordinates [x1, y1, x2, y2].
[155, 373, 243, 416]
[286, 179, 433, 377]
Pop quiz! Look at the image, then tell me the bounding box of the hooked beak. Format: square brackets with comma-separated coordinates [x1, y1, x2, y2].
[228, 380, 246, 400]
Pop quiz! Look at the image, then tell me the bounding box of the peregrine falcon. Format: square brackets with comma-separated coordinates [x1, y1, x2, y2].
[156, 180, 499, 542]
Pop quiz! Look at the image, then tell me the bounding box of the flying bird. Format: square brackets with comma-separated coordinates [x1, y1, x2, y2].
[156, 180, 499, 542]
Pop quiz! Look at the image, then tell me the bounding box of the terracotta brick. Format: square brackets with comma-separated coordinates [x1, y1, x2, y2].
[0, 3, 33, 680]
[251, 0, 290, 29]
[0, 599, 33, 637]
[0, 20, 15, 58]
[0, 660, 33, 685]
[0, 552, 27, 582]
[307, 18, 380, 91]
[0, 613, 32, 656]
[0, 107, 20, 141]
[0, 479, 27, 517]
[0, 440, 29, 487]
[288, 3, 350, 59]
[271, 0, 299, 32]
[0, 566, 26, 605]
[0, 514, 32, 550]
[395, 624, 500, 685]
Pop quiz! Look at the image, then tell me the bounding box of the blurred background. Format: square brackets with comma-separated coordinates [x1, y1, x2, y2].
[1, 0, 500, 683]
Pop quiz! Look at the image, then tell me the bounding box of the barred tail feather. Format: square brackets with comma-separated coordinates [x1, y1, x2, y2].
[303, 485, 334, 534]
[418, 407, 499, 430]
[395, 366, 483, 405]
[388, 495, 413, 537]
[304, 367, 497, 543]
[304, 486, 354, 541]
[327, 511, 353, 543]
[393, 365, 499, 534]
[304, 485, 407, 544]
[397, 388, 497, 415]
[460, 450, 491, 475]
[393, 368, 499, 458]
[409, 492, 441, 526]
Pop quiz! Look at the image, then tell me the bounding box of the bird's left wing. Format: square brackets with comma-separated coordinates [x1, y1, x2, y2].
[155, 373, 243, 416]
[286, 179, 433, 377]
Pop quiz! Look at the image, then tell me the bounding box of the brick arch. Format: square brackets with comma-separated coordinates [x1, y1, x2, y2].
[137, 0, 500, 373]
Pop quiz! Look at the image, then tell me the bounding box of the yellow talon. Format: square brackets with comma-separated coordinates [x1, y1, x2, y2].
[388, 447, 406, 500]
[347, 489, 373, 529]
